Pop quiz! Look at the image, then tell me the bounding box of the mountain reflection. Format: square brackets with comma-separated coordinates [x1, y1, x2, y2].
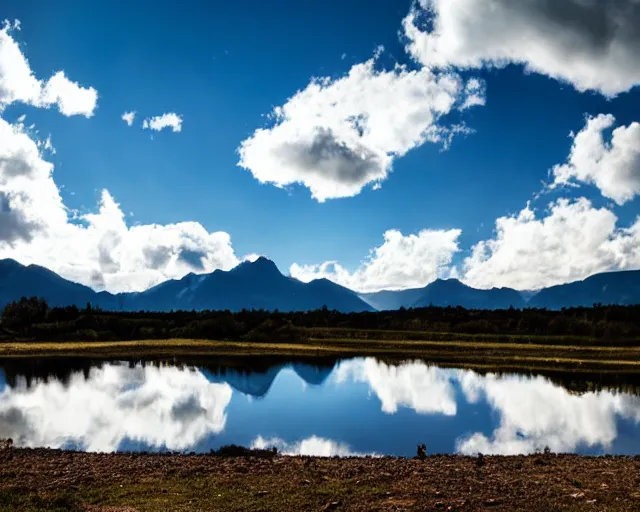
[203, 359, 336, 397]
[1, 357, 640, 456]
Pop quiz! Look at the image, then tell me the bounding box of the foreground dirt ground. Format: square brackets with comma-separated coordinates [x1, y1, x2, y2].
[1, 449, 640, 511]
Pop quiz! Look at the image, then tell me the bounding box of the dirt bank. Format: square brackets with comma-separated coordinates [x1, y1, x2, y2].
[1, 448, 640, 511]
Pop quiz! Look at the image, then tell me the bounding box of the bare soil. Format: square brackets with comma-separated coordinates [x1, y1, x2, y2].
[2, 448, 640, 511]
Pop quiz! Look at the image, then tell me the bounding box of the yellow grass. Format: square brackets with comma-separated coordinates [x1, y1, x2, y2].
[1, 338, 640, 373]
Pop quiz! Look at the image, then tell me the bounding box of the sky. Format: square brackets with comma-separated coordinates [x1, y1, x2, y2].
[0, 0, 639, 294]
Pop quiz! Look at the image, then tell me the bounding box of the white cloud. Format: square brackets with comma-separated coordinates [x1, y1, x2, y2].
[143, 112, 183, 133]
[0, 22, 97, 116]
[242, 253, 263, 263]
[462, 198, 640, 290]
[0, 23, 238, 293]
[403, 0, 640, 97]
[121, 111, 136, 127]
[238, 53, 483, 202]
[550, 114, 640, 205]
[456, 372, 640, 455]
[0, 362, 233, 452]
[0, 117, 240, 292]
[251, 435, 372, 457]
[334, 358, 457, 415]
[290, 228, 460, 293]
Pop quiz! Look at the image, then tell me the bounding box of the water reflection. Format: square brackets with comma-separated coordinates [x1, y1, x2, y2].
[251, 435, 369, 457]
[0, 363, 232, 452]
[455, 372, 640, 455]
[1, 357, 639, 456]
[334, 359, 457, 415]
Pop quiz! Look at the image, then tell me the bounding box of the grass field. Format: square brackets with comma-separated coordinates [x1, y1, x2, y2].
[2, 337, 640, 373]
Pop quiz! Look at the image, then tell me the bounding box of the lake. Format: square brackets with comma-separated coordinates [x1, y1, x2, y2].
[1, 356, 640, 457]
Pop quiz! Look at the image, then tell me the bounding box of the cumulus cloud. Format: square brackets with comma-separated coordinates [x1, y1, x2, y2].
[462, 198, 640, 290]
[550, 114, 640, 205]
[251, 435, 372, 457]
[0, 362, 233, 452]
[0, 23, 239, 293]
[238, 53, 483, 202]
[290, 228, 461, 293]
[0, 191, 40, 243]
[121, 111, 136, 126]
[334, 358, 457, 415]
[0, 116, 239, 293]
[143, 112, 183, 133]
[0, 21, 97, 116]
[403, 0, 640, 97]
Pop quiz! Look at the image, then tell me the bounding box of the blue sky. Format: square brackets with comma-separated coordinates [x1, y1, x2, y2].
[0, 0, 639, 293]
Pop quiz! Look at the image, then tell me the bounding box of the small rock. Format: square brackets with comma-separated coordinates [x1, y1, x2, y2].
[256, 490, 268, 496]
[321, 501, 341, 511]
[484, 498, 501, 506]
[300, 479, 312, 485]
[571, 492, 585, 499]
[434, 501, 445, 509]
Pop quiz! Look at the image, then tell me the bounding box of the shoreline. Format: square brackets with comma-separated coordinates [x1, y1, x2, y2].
[1, 448, 639, 511]
[2, 338, 640, 374]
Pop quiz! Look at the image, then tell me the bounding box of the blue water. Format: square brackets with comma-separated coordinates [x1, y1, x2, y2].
[1, 357, 639, 456]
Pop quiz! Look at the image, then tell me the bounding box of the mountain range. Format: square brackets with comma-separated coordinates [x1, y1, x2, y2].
[0, 257, 639, 312]
[359, 278, 526, 310]
[0, 257, 373, 313]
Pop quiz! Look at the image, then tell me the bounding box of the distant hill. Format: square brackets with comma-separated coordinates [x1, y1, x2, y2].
[0, 257, 373, 313]
[528, 270, 640, 309]
[360, 278, 524, 310]
[358, 287, 427, 311]
[0, 259, 117, 310]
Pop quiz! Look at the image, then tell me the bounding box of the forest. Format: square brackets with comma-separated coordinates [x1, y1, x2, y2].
[2, 296, 640, 345]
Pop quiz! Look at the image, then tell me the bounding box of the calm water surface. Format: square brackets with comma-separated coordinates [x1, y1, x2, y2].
[1, 357, 640, 457]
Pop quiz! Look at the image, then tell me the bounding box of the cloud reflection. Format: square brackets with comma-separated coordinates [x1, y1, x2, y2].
[455, 373, 640, 455]
[0, 363, 232, 452]
[333, 358, 640, 455]
[2, 358, 640, 457]
[251, 435, 374, 457]
[334, 358, 457, 415]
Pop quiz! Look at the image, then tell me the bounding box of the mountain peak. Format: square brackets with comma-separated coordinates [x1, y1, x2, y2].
[0, 258, 24, 271]
[232, 256, 282, 276]
[431, 278, 465, 287]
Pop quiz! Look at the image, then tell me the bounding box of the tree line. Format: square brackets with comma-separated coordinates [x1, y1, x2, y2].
[2, 296, 640, 344]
